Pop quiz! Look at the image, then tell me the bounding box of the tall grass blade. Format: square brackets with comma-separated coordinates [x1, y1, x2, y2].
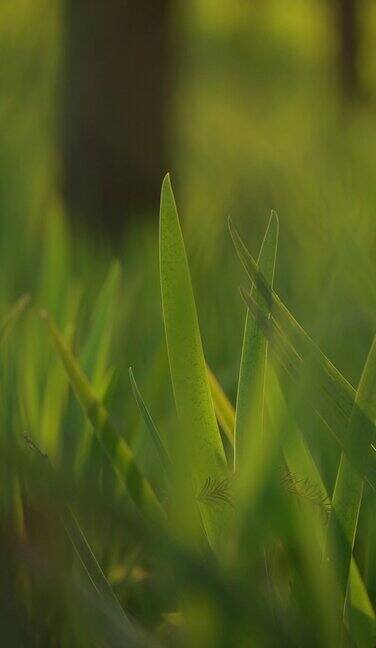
[25, 440, 141, 647]
[207, 366, 375, 639]
[325, 336, 376, 629]
[41, 310, 165, 527]
[77, 262, 121, 487]
[240, 289, 376, 492]
[229, 217, 356, 421]
[159, 174, 231, 550]
[234, 211, 278, 475]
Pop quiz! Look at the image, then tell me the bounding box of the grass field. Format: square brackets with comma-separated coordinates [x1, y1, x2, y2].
[0, 1, 375, 645]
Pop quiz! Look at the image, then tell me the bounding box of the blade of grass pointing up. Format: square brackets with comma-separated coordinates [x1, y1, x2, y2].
[78, 262, 121, 486]
[325, 335, 376, 631]
[24, 440, 140, 647]
[129, 367, 172, 478]
[235, 211, 278, 476]
[229, 217, 373, 462]
[80, 261, 121, 390]
[207, 363, 375, 642]
[240, 290, 376, 492]
[229, 220, 376, 494]
[41, 311, 165, 528]
[229, 218, 355, 422]
[159, 174, 231, 551]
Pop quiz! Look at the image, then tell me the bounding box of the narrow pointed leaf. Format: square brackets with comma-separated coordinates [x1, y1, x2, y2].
[129, 367, 172, 476]
[25, 443, 140, 647]
[159, 174, 230, 549]
[326, 335, 376, 621]
[240, 289, 376, 492]
[41, 311, 165, 527]
[229, 218, 356, 422]
[235, 211, 278, 475]
[81, 261, 121, 388]
[208, 365, 375, 638]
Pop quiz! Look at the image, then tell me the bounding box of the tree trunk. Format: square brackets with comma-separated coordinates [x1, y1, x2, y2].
[336, 0, 361, 99]
[63, 0, 173, 233]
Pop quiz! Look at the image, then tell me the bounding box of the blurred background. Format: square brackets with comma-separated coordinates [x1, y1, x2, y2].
[1, 0, 376, 643]
[1, 0, 376, 378]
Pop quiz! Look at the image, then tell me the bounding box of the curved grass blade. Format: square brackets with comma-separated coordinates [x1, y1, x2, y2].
[267, 368, 376, 644]
[0, 293, 30, 345]
[63, 510, 142, 648]
[129, 367, 172, 477]
[207, 362, 375, 638]
[80, 261, 121, 388]
[240, 289, 376, 492]
[159, 174, 231, 550]
[41, 311, 165, 528]
[207, 364, 375, 638]
[206, 365, 234, 444]
[229, 218, 356, 422]
[24, 439, 141, 647]
[78, 262, 121, 488]
[235, 211, 278, 477]
[325, 335, 376, 631]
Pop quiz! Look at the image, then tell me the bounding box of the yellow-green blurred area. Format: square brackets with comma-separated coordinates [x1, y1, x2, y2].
[1, 0, 376, 644]
[1, 0, 375, 382]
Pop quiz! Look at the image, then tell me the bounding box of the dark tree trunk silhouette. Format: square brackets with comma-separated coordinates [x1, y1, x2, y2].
[336, 0, 361, 99]
[63, 0, 173, 233]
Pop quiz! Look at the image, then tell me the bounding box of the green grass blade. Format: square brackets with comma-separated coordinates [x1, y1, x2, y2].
[268, 363, 376, 645]
[159, 174, 231, 550]
[206, 365, 235, 444]
[240, 289, 376, 492]
[229, 217, 355, 422]
[25, 442, 140, 647]
[235, 211, 278, 475]
[62, 510, 141, 647]
[0, 293, 30, 345]
[41, 311, 165, 528]
[129, 367, 172, 476]
[80, 261, 121, 388]
[77, 262, 121, 483]
[326, 335, 376, 622]
[207, 365, 375, 640]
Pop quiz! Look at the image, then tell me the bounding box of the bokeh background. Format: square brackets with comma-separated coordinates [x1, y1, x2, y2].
[2, 0, 376, 377]
[1, 1, 376, 644]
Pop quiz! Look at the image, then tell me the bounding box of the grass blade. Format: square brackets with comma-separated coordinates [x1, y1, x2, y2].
[229, 218, 355, 423]
[325, 335, 376, 625]
[0, 293, 30, 345]
[41, 310, 165, 528]
[24, 439, 141, 647]
[206, 365, 234, 445]
[240, 289, 376, 492]
[80, 261, 121, 389]
[159, 174, 231, 550]
[234, 211, 278, 476]
[208, 365, 375, 641]
[129, 367, 172, 477]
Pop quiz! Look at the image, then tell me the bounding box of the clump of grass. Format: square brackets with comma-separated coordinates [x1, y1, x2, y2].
[9, 175, 375, 646]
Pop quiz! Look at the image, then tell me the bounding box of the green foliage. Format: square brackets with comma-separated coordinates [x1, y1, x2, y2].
[159, 174, 231, 551]
[0, 176, 375, 646]
[41, 310, 165, 528]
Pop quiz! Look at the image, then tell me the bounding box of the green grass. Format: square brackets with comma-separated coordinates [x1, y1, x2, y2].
[1, 1, 376, 645]
[0, 176, 373, 646]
